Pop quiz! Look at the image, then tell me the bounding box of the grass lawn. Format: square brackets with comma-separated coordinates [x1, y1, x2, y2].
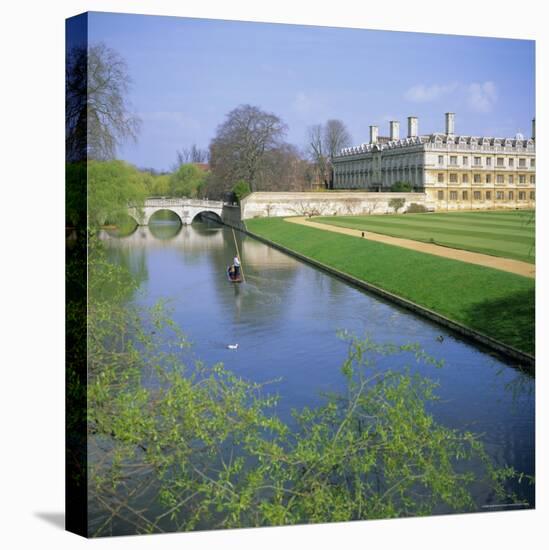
[314, 210, 535, 264]
[246, 217, 535, 355]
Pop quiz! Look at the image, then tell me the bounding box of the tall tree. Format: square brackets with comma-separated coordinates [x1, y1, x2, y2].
[209, 104, 287, 192]
[66, 42, 141, 161]
[324, 119, 352, 160]
[307, 120, 352, 188]
[307, 124, 328, 187]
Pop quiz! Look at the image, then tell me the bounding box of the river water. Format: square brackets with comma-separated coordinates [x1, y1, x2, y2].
[100, 220, 535, 518]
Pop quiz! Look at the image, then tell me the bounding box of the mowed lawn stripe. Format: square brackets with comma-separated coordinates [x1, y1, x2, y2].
[383, 214, 534, 232]
[246, 218, 534, 355]
[317, 219, 533, 258]
[323, 212, 534, 232]
[423, 211, 535, 224]
[314, 212, 535, 263]
[318, 218, 533, 244]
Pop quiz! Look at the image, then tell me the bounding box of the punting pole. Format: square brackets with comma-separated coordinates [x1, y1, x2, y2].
[232, 227, 245, 283]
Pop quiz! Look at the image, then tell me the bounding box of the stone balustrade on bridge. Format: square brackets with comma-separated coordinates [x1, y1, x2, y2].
[127, 197, 224, 225]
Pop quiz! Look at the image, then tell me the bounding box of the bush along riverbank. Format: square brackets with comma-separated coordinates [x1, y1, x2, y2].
[245, 217, 535, 358]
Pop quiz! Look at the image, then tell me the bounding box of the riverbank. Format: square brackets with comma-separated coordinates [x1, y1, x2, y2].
[245, 217, 535, 359]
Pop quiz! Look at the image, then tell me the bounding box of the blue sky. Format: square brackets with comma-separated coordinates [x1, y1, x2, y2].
[86, 12, 535, 171]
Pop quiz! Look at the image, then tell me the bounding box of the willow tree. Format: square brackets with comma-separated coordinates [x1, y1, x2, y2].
[66, 42, 141, 162]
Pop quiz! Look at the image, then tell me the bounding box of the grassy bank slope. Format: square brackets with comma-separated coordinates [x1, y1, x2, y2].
[314, 210, 535, 264]
[246, 217, 534, 355]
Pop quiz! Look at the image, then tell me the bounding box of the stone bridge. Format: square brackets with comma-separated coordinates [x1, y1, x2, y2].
[128, 197, 224, 225]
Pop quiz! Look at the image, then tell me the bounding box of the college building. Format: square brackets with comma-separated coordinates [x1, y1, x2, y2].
[332, 113, 535, 210]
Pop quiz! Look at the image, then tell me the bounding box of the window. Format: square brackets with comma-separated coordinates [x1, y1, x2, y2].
[530, 175, 535, 184]
[530, 158, 535, 168]
[474, 191, 481, 200]
[497, 157, 504, 167]
[486, 157, 492, 166]
[449, 173, 458, 183]
[474, 156, 482, 166]
[438, 173, 444, 183]
[462, 191, 468, 200]
[496, 175, 504, 184]
[519, 175, 526, 184]
[509, 158, 514, 167]
[519, 191, 526, 200]
[462, 174, 469, 183]
[450, 156, 457, 165]
[496, 191, 504, 200]
[450, 191, 458, 200]
[474, 174, 481, 183]
[509, 191, 514, 200]
[463, 156, 468, 165]
[437, 190, 444, 200]
[508, 175, 514, 184]
[530, 191, 535, 200]
[519, 158, 526, 167]
[438, 155, 444, 165]
[486, 174, 491, 184]
[486, 191, 492, 200]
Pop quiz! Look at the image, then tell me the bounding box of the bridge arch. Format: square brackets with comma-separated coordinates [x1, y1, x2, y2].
[148, 208, 184, 225]
[192, 210, 223, 223]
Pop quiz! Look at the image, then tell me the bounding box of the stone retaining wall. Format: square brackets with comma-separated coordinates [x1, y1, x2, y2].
[240, 192, 434, 220]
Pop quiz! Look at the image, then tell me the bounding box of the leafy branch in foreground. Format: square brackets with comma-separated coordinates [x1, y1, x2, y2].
[86, 247, 530, 536]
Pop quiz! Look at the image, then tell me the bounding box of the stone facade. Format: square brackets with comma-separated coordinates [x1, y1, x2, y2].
[332, 113, 536, 210]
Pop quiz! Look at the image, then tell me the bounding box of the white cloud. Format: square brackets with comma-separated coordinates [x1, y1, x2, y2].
[404, 81, 498, 114]
[467, 81, 498, 113]
[404, 83, 458, 102]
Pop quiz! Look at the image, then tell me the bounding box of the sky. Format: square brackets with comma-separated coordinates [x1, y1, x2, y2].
[83, 12, 535, 171]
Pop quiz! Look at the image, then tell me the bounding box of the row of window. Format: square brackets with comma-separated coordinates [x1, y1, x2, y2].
[437, 173, 535, 184]
[437, 190, 535, 201]
[438, 155, 534, 168]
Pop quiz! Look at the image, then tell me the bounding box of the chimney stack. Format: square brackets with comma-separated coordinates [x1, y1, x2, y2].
[369, 125, 379, 144]
[407, 116, 418, 138]
[532, 118, 536, 140]
[389, 120, 400, 141]
[445, 112, 455, 136]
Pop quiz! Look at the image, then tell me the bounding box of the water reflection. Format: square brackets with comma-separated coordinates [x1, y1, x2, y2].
[148, 220, 182, 240]
[101, 221, 534, 507]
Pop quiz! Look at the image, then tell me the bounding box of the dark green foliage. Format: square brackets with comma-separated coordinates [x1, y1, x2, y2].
[246, 218, 535, 354]
[390, 181, 413, 192]
[232, 179, 252, 203]
[66, 162, 87, 227]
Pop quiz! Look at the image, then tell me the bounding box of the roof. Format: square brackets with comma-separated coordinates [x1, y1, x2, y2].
[335, 134, 535, 158]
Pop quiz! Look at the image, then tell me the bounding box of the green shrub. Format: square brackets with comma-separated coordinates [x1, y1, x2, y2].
[406, 203, 428, 213]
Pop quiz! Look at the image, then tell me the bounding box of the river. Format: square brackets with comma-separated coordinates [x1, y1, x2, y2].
[98, 219, 534, 525]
